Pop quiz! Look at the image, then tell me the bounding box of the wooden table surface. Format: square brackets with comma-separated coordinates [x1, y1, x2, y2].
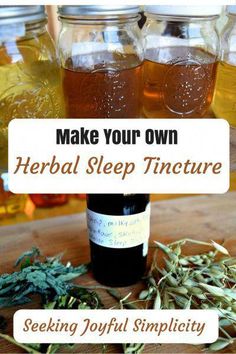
[0, 193, 236, 354]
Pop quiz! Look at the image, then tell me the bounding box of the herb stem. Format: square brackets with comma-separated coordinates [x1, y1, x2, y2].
[0, 333, 41, 354]
[168, 238, 212, 247]
[107, 289, 138, 309]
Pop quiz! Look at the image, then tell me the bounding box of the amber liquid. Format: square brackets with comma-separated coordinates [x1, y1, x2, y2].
[212, 59, 236, 127]
[143, 47, 218, 118]
[62, 54, 142, 118]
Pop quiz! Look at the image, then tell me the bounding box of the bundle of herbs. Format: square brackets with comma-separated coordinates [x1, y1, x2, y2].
[139, 239, 236, 352]
[0, 247, 103, 353]
[0, 247, 89, 308]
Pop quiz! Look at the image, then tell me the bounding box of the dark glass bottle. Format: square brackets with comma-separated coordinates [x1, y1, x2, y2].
[87, 194, 150, 287]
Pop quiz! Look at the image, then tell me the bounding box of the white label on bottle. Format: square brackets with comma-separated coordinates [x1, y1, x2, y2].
[87, 204, 150, 250]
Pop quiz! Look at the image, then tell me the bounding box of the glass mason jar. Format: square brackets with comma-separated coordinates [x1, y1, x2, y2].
[142, 6, 221, 118]
[58, 5, 143, 118]
[212, 6, 236, 126]
[0, 6, 66, 217]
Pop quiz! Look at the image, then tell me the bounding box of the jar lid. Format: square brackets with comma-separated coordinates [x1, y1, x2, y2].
[0, 6, 46, 24]
[227, 5, 236, 15]
[145, 6, 222, 17]
[58, 5, 140, 18]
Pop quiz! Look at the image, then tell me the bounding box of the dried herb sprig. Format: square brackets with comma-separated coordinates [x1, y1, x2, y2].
[44, 288, 103, 310]
[0, 247, 88, 308]
[107, 289, 139, 310]
[139, 239, 236, 352]
[0, 249, 102, 354]
[0, 289, 104, 354]
[107, 290, 145, 354]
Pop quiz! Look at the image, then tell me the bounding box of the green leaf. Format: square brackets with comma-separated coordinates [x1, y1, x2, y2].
[208, 338, 232, 351]
[15, 247, 40, 268]
[199, 283, 225, 297]
[26, 271, 47, 289]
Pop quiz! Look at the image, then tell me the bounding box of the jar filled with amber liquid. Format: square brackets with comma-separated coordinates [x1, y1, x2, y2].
[58, 5, 143, 118]
[142, 6, 221, 118]
[212, 6, 236, 127]
[0, 6, 66, 218]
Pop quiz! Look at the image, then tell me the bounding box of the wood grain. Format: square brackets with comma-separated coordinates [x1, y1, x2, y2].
[0, 193, 236, 353]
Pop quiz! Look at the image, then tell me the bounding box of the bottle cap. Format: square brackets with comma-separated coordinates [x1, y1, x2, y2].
[0, 6, 46, 24]
[145, 6, 222, 17]
[58, 5, 140, 18]
[227, 5, 236, 15]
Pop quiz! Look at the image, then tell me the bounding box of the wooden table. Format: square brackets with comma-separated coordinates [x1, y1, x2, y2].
[0, 193, 236, 353]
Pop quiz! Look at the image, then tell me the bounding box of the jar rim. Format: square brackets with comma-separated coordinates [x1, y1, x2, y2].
[144, 6, 222, 18]
[58, 15, 141, 25]
[0, 5, 46, 25]
[58, 5, 140, 18]
[145, 13, 219, 22]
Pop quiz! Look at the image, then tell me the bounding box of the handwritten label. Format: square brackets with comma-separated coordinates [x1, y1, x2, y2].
[87, 205, 150, 251]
